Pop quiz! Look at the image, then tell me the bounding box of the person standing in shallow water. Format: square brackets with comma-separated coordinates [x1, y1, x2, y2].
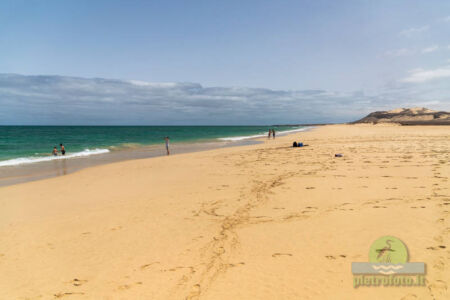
[268, 129, 272, 139]
[52, 147, 58, 156]
[164, 136, 170, 155]
[60, 143, 65, 155]
[272, 129, 276, 139]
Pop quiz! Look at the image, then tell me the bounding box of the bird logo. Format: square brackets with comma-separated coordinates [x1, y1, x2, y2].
[369, 236, 408, 264]
[375, 239, 395, 263]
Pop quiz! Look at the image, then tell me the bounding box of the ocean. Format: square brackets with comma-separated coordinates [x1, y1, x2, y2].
[0, 125, 306, 167]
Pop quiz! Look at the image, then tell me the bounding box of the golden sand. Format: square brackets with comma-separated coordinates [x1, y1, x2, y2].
[0, 124, 448, 299]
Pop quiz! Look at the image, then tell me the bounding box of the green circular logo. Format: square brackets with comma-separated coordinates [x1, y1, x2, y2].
[368, 236, 408, 264]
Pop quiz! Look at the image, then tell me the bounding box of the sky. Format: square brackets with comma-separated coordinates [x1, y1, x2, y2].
[0, 0, 449, 125]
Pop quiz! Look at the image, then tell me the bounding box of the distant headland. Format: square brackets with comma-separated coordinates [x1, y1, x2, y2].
[352, 107, 450, 125]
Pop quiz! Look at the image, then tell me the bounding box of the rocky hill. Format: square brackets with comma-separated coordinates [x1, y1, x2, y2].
[353, 107, 450, 125]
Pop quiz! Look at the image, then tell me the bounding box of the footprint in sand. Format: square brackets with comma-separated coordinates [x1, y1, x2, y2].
[140, 262, 160, 270]
[400, 294, 418, 300]
[54, 292, 85, 298]
[186, 284, 201, 300]
[428, 280, 447, 295]
[192, 235, 204, 241]
[433, 258, 445, 270]
[433, 235, 444, 243]
[426, 245, 446, 250]
[325, 255, 347, 259]
[118, 284, 131, 290]
[272, 253, 293, 257]
[227, 262, 246, 267]
[69, 278, 88, 287]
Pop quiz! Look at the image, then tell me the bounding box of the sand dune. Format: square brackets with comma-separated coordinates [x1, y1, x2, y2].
[0, 124, 448, 299]
[354, 107, 450, 125]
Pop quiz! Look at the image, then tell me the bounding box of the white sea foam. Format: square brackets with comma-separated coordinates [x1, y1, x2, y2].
[0, 148, 110, 167]
[218, 133, 268, 141]
[218, 127, 312, 141]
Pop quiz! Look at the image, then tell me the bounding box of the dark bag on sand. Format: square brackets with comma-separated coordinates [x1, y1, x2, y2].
[293, 141, 298, 147]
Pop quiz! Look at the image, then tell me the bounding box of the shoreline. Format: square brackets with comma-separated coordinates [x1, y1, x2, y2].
[0, 139, 257, 187]
[0, 127, 312, 187]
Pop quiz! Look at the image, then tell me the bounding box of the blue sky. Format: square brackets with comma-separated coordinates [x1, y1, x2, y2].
[0, 0, 449, 124]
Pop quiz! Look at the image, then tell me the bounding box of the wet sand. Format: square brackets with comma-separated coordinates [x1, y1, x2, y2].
[0, 139, 260, 187]
[0, 124, 448, 299]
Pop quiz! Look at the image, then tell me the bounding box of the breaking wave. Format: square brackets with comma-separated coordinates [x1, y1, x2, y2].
[0, 148, 110, 167]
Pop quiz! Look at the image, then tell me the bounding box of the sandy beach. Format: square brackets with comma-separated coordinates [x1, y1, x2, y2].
[0, 124, 448, 300]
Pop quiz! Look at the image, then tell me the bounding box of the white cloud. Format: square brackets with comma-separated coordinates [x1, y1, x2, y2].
[399, 25, 429, 37]
[0, 73, 448, 125]
[402, 67, 450, 83]
[127, 80, 178, 88]
[0, 74, 363, 124]
[440, 15, 450, 22]
[422, 45, 439, 53]
[385, 48, 415, 57]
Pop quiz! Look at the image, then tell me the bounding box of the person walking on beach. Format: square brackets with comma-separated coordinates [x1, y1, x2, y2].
[164, 136, 170, 155]
[272, 129, 276, 139]
[268, 129, 272, 139]
[52, 147, 58, 156]
[60, 143, 66, 155]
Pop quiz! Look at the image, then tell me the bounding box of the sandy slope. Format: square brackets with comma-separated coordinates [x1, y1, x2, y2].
[0, 124, 448, 300]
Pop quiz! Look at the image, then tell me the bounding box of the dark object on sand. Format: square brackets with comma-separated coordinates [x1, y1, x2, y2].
[335, 153, 343, 157]
[293, 142, 305, 147]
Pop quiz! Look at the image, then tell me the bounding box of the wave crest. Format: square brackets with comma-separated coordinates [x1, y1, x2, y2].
[0, 148, 110, 167]
[218, 127, 311, 141]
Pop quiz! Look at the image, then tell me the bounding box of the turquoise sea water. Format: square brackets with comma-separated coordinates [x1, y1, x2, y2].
[0, 125, 305, 166]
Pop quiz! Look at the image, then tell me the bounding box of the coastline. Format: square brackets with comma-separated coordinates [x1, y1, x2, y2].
[0, 127, 311, 187]
[0, 124, 448, 299]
